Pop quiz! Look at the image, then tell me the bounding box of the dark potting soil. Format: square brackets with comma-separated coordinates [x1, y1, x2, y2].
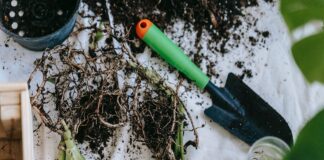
[58, 0, 112, 153]
[75, 94, 121, 156]
[240, 69, 253, 79]
[110, 0, 273, 55]
[82, 0, 109, 21]
[235, 61, 245, 69]
[110, 0, 274, 81]
[1, 0, 78, 37]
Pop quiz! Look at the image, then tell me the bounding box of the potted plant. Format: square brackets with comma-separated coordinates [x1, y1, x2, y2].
[0, 0, 80, 51]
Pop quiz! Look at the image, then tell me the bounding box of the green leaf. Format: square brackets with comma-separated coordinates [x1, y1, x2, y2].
[281, 0, 324, 82]
[47, 77, 55, 84]
[281, 1, 324, 159]
[281, 0, 324, 31]
[95, 31, 104, 43]
[292, 32, 324, 82]
[284, 109, 324, 160]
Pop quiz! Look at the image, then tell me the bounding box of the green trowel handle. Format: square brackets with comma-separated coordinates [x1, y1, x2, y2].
[136, 19, 209, 89]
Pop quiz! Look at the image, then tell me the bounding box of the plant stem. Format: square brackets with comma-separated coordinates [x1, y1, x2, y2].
[176, 105, 185, 160]
[60, 120, 86, 160]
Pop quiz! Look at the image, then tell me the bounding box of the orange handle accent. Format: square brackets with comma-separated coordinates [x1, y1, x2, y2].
[136, 19, 153, 39]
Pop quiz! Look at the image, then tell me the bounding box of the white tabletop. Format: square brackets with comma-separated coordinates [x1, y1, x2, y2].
[1, 1, 324, 159]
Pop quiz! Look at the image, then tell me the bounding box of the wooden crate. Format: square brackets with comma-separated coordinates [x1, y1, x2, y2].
[0, 83, 34, 160]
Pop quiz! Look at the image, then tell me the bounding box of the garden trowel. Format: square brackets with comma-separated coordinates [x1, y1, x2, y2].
[136, 19, 293, 145]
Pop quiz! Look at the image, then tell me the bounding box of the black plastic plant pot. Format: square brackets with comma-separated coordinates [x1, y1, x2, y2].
[0, 0, 80, 51]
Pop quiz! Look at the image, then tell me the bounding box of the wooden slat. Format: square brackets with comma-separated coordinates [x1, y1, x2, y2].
[0, 83, 34, 160]
[0, 139, 23, 160]
[20, 91, 34, 160]
[0, 105, 21, 139]
[0, 121, 7, 138]
[0, 92, 20, 106]
[1, 105, 21, 121]
[0, 84, 28, 92]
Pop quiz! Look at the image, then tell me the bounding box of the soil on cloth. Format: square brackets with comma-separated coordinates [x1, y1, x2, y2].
[28, 0, 276, 159]
[110, 0, 273, 55]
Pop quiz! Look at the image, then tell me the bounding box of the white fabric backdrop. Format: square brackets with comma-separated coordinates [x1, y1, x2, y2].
[0, 1, 324, 159]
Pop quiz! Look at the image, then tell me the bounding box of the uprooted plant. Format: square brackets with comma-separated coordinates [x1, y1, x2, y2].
[28, 32, 198, 159]
[27, 0, 199, 156]
[124, 47, 199, 159]
[28, 44, 128, 156]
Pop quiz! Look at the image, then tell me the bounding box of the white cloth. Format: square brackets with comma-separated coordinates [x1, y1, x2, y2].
[0, 1, 324, 159]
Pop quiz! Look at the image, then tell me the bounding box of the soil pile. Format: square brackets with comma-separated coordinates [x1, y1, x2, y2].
[110, 0, 272, 54]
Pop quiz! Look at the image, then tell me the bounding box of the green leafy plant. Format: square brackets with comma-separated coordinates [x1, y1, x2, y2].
[284, 110, 324, 160]
[281, 0, 324, 82]
[281, 0, 324, 159]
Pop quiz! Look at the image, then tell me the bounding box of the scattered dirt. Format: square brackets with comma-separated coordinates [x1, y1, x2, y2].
[109, 0, 275, 80]
[110, 0, 273, 55]
[1, 0, 79, 37]
[262, 31, 270, 38]
[240, 69, 253, 79]
[235, 61, 245, 69]
[235, 61, 254, 79]
[27, 0, 276, 159]
[265, 0, 274, 3]
[249, 36, 258, 46]
[82, 0, 108, 21]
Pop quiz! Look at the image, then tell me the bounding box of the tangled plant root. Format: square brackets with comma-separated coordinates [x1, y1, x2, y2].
[29, 38, 199, 160]
[29, 44, 127, 151]
[131, 83, 181, 159]
[123, 44, 199, 159]
[29, 14, 198, 159]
